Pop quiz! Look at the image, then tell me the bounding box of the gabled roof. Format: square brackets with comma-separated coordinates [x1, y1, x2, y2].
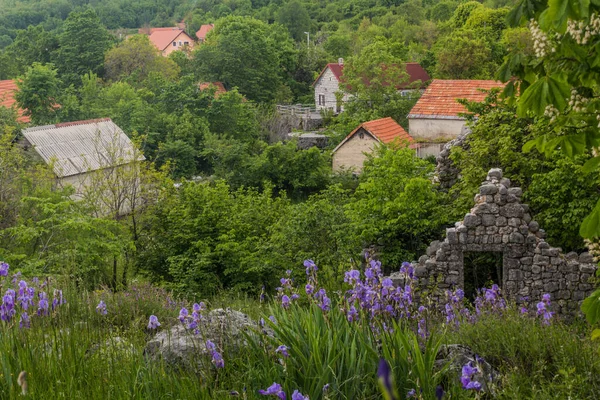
[199, 82, 227, 96]
[22, 118, 144, 178]
[332, 117, 414, 153]
[0, 80, 30, 123]
[147, 28, 193, 51]
[313, 62, 430, 89]
[196, 24, 214, 41]
[408, 79, 505, 119]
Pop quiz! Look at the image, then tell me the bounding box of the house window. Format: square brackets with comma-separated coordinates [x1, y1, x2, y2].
[173, 42, 176, 47]
[359, 131, 365, 139]
[178, 41, 182, 46]
[184, 41, 189, 45]
[318, 94, 325, 106]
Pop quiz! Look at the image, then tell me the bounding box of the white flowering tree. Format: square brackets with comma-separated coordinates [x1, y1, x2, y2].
[501, 0, 600, 331]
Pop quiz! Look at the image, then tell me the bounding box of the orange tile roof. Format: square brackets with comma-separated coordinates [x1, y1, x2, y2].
[408, 79, 505, 118]
[196, 24, 214, 41]
[0, 80, 30, 123]
[313, 62, 430, 89]
[333, 117, 413, 153]
[199, 82, 227, 96]
[148, 28, 193, 51]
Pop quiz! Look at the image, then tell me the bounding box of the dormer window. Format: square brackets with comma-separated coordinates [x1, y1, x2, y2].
[359, 131, 365, 139]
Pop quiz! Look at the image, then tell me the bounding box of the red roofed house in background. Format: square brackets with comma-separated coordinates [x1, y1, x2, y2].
[198, 82, 227, 97]
[144, 28, 195, 56]
[332, 117, 414, 172]
[196, 24, 214, 43]
[0, 80, 30, 123]
[312, 59, 430, 114]
[407, 79, 505, 157]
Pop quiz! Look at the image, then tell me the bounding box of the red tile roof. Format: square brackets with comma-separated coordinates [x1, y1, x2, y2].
[196, 24, 214, 41]
[409, 79, 505, 118]
[0, 80, 30, 123]
[313, 62, 430, 89]
[333, 117, 413, 153]
[199, 82, 227, 96]
[147, 28, 193, 51]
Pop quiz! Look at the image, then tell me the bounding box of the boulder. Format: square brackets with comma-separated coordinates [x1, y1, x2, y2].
[435, 344, 499, 393]
[145, 308, 268, 368]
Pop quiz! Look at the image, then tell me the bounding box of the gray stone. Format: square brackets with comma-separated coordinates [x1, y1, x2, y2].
[509, 232, 524, 244]
[480, 184, 498, 195]
[447, 228, 458, 244]
[481, 214, 496, 226]
[579, 252, 594, 263]
[500, 178, 511, 187]
[499, 185, 508, 195]
[508, 218, 521, 227]
[495, 216, 507, 227]
[528, 221, 539, 232]
[487, 168, 503, 180]
[145, 309, 263, 369]
[508, 187, 523, 197]
[463, 213, 480, 227]
[435, 344, 499, 394]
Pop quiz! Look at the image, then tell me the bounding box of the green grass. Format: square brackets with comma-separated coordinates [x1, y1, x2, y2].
[0, 280, 598, 399]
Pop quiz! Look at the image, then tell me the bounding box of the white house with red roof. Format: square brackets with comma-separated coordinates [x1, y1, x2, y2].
[145, 28, 195, 56]
[332, 117, 414, 172]
[407, 79, 505, 157]
[312, 59, 430, 114]
[0, 80, 29, 123]
[196, 24, 214, 43]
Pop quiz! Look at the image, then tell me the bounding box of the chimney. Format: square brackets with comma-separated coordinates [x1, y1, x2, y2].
[338, 58, 344, 66]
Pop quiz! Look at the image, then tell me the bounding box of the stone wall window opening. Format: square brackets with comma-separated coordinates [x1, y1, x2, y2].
[463, 251, 504, 300]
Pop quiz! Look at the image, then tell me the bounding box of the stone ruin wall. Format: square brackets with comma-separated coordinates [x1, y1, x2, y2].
[391, 168, 597, 316]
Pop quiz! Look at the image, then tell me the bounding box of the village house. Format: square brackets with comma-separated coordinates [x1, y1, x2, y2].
[312, 60, 430, 113]
[21, 118, 144, 213]
[196, 24, 214, 43]
[332, 117, 414, 172]
[407, 79, 505, 158]
[0, 80, 30, 123]
[199, 81, 227, 97]
[142, 27, 195, 56]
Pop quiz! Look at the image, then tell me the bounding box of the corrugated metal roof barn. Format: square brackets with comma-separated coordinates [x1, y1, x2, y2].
[22, 118, 144, 178]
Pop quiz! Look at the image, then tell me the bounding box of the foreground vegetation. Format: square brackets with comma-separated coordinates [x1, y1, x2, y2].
[0, 260, 598, 399]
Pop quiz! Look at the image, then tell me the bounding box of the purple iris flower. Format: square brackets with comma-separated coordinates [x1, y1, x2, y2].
[344, 270, 361, 284]
[347, 305, 358, 322]
[407, 389, 416, 398]
[178, 307, 189, 323]
[206, 340, 216, 352]
[276, 345, 289, 358]
[147, 315, 160, 329]
[281, 295, 291, 309]
[0, 262, 8, 276]
[268, 315, 277, 324]
[211, 350, 225, 368]
[304, 260, 317, 275]
[37, 297, 49, 316]
[19, 312, 30, 329]
[96, 300, 108, 315]
[291, 390, 308, 400]
[460, 362, 482, 391]
[305, 284, 314, 295]
[259, 382, 286, 399]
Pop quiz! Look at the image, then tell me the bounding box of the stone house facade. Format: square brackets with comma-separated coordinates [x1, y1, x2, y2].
[313, 61, 430, 113]
[407, 80, 505, 158]
[390, 168, 597, 317]
[332, 117, 414, 172]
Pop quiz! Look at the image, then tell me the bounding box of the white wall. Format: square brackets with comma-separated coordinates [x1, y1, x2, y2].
[408, 118, 466, 141]
[332, 130, 379, 172]
[314, 67, 351, 113]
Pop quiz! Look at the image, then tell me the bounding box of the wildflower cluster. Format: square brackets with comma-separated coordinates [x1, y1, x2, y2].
[566, 14, 600, 45]
[258, 382, 309, 399]
[277, 270, 300, 310]
[529, 19, 554, 57]
[0, 262, 65, 328]
[343, 261, 418, 331]
[206, 340, 224, 369]
[460, 361, 482, 391]
[474, 284, 506, 314]
[536, 293, 554, 324]
[178, 302, 206, 333]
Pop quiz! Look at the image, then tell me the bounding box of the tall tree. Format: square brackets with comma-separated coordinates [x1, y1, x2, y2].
[55, 9, 113, 87]
[15, 63, 61, 125]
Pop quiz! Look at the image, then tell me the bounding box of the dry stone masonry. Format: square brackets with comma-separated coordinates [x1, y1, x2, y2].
[392, 168, 597, 316]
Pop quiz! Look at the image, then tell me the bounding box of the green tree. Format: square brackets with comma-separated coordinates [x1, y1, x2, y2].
[433, 29, 494, 79]
[15, 63, 61, 125]
[3, 25, 59, 75]
[346, 147, 449, 268]
[193, 16, 296, 103]
[276, 0, 311, 42]
[104, 35, 180, 84]
[55, 9, 113, 86]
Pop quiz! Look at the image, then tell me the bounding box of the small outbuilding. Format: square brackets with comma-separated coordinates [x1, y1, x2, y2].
[21, 118, 144, 205]
[332, 117, 414, 173]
